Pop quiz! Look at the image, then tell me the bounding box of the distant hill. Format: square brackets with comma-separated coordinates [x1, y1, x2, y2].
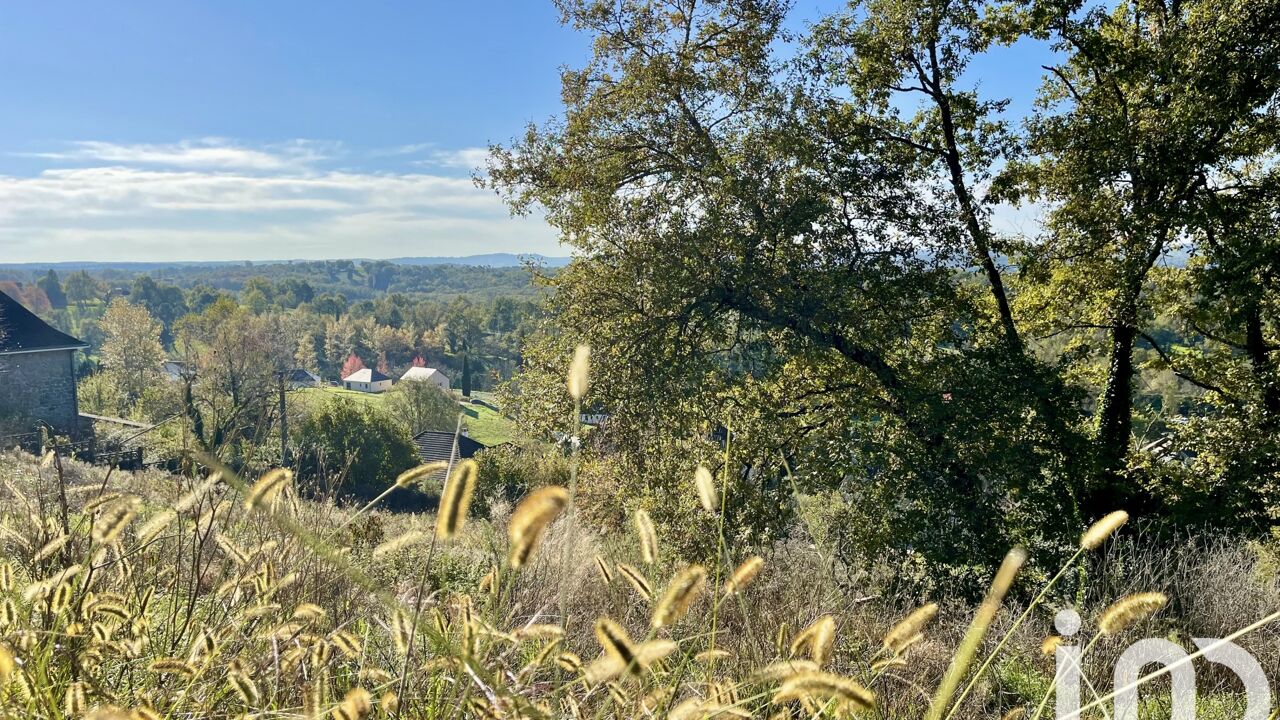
[0, 253, 571, 272]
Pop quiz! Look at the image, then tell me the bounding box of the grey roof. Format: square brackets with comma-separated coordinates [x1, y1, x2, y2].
[412, 430, 486, 465]
[343, 367, 390, 383]
[0, 290, 88, 355]
[288, 368, 320, 383]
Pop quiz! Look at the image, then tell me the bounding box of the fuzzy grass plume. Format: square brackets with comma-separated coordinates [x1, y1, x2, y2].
[723, 555, 764, 596]
[774, 671, 875, 713]
[790, 614, 836, 666]
[436, 459, 478, 540]
[1080, 510, 1129, 550]
[567, 345, 590, 401]
[634, 508, 658, 564]
[617, 563, 653, 602]
[652, 564, 706, 628]
[244, 468, 291, 511]
[694, 465, 718, 513]
[1098, 592, 1168, 635]
[508, 485, 569, 569]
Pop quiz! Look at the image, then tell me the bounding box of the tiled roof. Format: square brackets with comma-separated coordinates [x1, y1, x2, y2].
[412, 430, 486, 465]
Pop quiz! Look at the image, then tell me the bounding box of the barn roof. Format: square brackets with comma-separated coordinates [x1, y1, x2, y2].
[0, 290, 88, 355]
[412, 430, 486, 465]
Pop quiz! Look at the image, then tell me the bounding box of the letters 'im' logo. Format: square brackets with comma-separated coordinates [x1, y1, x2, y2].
[1052, 608, 1271, 720]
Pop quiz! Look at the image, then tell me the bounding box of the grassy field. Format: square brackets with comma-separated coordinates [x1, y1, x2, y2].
[295, 385, 382, 405]
[296, 384, 516, 445]
[459, 401, 515, 446]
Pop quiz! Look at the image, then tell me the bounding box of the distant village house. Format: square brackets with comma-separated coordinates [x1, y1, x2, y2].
[400, 366, 450, 391]
[0, 290, 88, 436]
[342, 367, 392, 393]
[287, 368, 322, 389]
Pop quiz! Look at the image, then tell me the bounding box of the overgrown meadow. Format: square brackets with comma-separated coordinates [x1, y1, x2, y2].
[1, 350, 1278, 720]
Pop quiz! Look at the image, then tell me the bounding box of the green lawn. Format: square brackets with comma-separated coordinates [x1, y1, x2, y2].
[295, 385, 382, 405]
[460, 401, 515, 446]
[295, 385, 517, 446]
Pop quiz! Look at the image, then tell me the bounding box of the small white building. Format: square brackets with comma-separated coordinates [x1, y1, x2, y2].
[400, 366, 450, 391]
[342, 367, 392, 393]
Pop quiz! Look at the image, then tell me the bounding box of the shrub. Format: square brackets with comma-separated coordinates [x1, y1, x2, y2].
[295, 397, 419, 501]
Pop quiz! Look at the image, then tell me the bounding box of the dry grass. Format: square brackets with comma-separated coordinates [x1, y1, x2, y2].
[0, 449, 1276, 719]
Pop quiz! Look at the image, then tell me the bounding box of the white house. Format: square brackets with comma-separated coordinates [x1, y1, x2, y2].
[400, 366, 450, 391]
[342, 367, 392, 393]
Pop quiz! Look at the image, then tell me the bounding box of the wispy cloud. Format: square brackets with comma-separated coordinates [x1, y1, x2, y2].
[0, 139, 557, 262]
[14, 138, 332, 170]
[422, 147, 491, 170]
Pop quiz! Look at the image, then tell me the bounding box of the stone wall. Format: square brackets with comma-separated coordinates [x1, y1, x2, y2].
[0, 349, 80, 436]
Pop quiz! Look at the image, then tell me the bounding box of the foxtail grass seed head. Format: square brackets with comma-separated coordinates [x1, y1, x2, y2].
[508, 485, 570, 568]
[64, 680, 87, 717]
[391, 610, 412, 655]
[595, 554, 614, 584]
[696, 648, 731, 664]
[245, 469, 292, 511]
[557, 651, 583, 673]
[1080, 510, 1129, 550]
[617, 563, 653, 602]
[652, 565, 706, 628]
[567, 344, 590, 401]
[175, 473, 222, 513]
[137, 509, 177, 544]
[634, 509, 658, 564]
[883, 602, 939, 653]
[594, 618, 637, 666]
[337, 688, 373, 720]
[791, 614, 836, 666]
[229, 667, 260, 705]
[395, 461, 450, 488]
[753, 659, 821, 683]
[695, 465, 717, 513]
[774, 671, 875, 712]
[34, 533, 69, 562]
[93, 498, 140, 544]
[1098, 592, 1168, 635]
[1002, 707, 1027, 720]
[927, 546, 1026, 720]
[436, 459, 478, 540]
[372, 530, 431, 558]
[724, 555, 764, 595]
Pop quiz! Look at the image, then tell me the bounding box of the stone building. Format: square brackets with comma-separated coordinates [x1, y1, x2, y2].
[0, 290, 89, 436]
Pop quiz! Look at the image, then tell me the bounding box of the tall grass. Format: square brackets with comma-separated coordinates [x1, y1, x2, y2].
[0, 352, 1276, 718]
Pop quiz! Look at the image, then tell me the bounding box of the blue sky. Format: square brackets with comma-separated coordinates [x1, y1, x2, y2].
[0, 1, 1054, 263]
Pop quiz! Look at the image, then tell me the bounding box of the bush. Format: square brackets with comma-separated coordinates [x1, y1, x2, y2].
[295, 397, 419, 502]
[472, 442, 571, 517]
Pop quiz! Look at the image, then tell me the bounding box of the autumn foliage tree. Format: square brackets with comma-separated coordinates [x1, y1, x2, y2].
[340, 354, 365, 379]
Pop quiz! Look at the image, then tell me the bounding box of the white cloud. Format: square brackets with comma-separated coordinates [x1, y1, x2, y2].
[422, 147, 491, 170]
[0, 140, 560, 262]
[14, 138, 330, 170]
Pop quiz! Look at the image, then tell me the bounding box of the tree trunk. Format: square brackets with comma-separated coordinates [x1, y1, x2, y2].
[1093, 321, 1136, 511]
[1244, 300, 1279, 428]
